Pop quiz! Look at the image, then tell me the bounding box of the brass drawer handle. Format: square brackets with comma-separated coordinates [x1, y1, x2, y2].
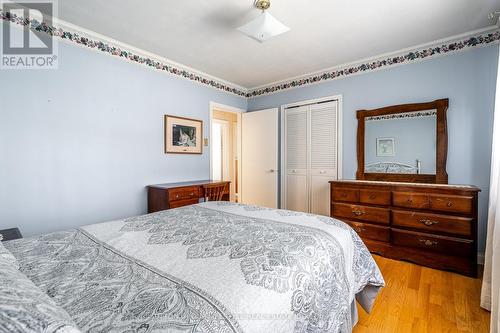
[447, 201, 453, 207]
[352, 208, 364, 216]
[175, 195, 180, 199]
[420, 219, 438, 226]
[369, 193, 377, 199]
[354, 226, 364, 233]
[190, 192, 194, 196]
[418, 238, 438, 246]
[407, 198, 413, 204]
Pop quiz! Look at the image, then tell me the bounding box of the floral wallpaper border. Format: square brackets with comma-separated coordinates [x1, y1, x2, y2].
[366, 110, 437, 121]
[247, 30, 500, 98]
[1, 9, 499, 99]
[0, 9, 248, 97]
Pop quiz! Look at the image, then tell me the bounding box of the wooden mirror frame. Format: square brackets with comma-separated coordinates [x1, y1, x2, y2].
[356, 98, 449, 184]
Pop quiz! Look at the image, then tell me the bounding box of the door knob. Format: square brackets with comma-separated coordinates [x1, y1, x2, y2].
[269, 169, 279, 173]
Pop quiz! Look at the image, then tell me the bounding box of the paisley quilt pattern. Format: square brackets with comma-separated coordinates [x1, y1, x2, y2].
[0, 244, 82, 333]
[120, 203, 383, 332]
[5, 202, 384, 333]
[5, 230, 242, 333]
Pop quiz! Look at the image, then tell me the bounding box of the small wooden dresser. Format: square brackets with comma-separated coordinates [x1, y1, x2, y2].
[147, 180, 230, 213]
[330, 180, 480, 277]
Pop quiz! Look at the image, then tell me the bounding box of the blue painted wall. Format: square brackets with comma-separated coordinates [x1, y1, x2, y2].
[248, 45, 499, 254]
[0, 37, 247, 237]
[1, 23, 498, 256]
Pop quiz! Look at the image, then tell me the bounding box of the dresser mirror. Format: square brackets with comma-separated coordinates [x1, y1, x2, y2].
[356, 99, 449, 184]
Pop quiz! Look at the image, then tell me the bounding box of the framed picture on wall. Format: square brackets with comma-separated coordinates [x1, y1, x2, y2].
[164, 115, 203, 154]
[376, 137, 395, 157]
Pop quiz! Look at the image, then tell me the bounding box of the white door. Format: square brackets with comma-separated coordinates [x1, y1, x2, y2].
[241, 108, 278, 208]
[285, 106, 308, 213]
[309, 101, 339, 215]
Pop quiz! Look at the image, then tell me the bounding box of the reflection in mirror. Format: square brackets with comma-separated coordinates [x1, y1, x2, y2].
[364, 110, 436, 174]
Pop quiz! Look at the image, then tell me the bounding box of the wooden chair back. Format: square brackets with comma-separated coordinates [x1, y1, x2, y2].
[203, 183, 227, 202]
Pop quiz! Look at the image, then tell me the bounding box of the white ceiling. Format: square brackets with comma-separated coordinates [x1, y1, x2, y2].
[50, 0, 499, 88]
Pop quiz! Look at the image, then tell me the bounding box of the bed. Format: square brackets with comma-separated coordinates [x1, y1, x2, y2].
[0, 201, 384, 333]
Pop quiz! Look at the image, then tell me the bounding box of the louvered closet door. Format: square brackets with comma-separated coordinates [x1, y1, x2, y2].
[309, 101, 338, 216]
[285, 106, 308, 213]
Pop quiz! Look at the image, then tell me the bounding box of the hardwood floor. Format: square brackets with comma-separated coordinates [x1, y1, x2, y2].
[354, 255, 490, 333]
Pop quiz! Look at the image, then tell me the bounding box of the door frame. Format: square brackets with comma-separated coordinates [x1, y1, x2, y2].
[209, 102, 244, 201]
[211, 118, 230, 181]
[279, 95, 343, 209]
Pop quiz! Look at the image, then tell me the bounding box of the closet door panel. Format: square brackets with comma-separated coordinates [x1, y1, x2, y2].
[309, 101, 338, 215]
[309, 174, 331, 216]
[309, 102, 338, 172]
[286, 173, 308, 213]
[285, 107, 308, 212]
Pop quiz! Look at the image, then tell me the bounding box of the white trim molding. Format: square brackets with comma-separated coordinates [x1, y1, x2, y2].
[209, 102, 244, 201]
[0, 8, 248, 97]
[247, 26, 500, 98]
[1, 7, 499, 98]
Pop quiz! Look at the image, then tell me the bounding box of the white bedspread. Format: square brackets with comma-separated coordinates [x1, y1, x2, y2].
[6, 202, 384, 333]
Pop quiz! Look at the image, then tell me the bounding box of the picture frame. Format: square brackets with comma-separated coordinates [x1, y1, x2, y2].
[164, 115, 203, 154]
[376, 137, 395, 157]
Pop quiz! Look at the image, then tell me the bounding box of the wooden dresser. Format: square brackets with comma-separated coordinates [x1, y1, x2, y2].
[330, 180, 480, 277]
[147, 180, 230, 213]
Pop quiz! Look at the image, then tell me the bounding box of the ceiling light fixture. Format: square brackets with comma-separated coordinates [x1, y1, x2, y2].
[237, 0, 290, 43]
[489, 11, 500, 26]
[488, 11, 500, 19]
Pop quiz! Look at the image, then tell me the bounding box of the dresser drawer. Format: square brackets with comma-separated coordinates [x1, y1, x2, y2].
[332, 203, 390, 224]
[168, 186, 199, 202]
[429, 194, 473, 214]
[346, 221, 390, 242]
[169, 198, 199, 209]
[392, 192, 429, 210]
[391, 229, 472, 257]
[392, 210, 472, 237]
[332, 187, 359, 203]
[359, 189, 391, 206]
